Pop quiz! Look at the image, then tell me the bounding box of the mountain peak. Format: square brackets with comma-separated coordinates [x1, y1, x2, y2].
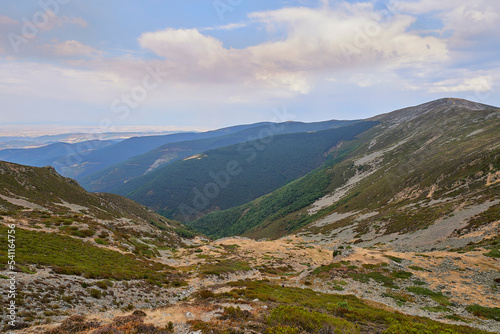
[420, 97, 496, 110]
[370, 97, 497, 123]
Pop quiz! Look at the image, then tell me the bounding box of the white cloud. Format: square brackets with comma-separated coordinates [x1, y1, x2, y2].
[136, 4, 448, 96]
[430, 75, 493, 93]
[396, 0, 500, 46]
[139, 28, 228, 66]
[201, 22, 247, 31]
[43, 40, 101, 57]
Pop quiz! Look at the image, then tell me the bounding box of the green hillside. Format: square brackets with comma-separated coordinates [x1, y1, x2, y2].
[57, 123, 273, 180]
[187, 99, 500, 240]
[0, 161, 189, 253]
[81, 120, 358, 193]
[116, 121, 377, 221]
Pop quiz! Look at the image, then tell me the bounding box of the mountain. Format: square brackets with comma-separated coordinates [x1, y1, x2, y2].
[0, 131, 179, 150]
[81, 120, 359, 193]
[114, 121, 377, 221]
[0, 140, 116, 169]
[187, 98, 500, 243]
[3, 99, 500, 334]
[0, 161, 191, 253]
[57, 123, 280, 180]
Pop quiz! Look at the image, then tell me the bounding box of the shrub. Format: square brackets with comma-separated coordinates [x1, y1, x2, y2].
[406, 287, 451, 306]
[46, 315, 100, 334]
[391, 271, 413, 279]
[466, 304, 500, 321]
[89, 288, 102, 299]
[196, 289, 215, 299]
[221, 306, 252, 320]
[267, 325, 301, 334]
[267, 305, 359, 333]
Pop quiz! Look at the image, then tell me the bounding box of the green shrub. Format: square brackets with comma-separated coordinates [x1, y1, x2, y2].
[221, 306, 252, 320]
[89, 288, 102, 299]
[0, 226, 180, 284]
[267, 305, 359, 333]
[391, 271, 413, 279]
[484, 248, 500, 258]
[408, 265, 428, 272]
[382, 319, 460, 334]
[466, 304, 500, 321]
[407, 287, 451, 306]
[95, 280, 113, 290]
[200, 260, 251, 276]
[267, 325, 301, 334]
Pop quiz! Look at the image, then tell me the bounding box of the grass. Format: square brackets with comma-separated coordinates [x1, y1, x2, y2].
[382, 291, 413, 305]
[349, 271, 399, 289]
[407, 286, 451, 306]
[199, 259, 252, 276]
[422, 306, 451, 313]
[267, 305, 360, 333]
[0, 225, 183, 285]
[484, 248, 500, 258]
[311, 262, 342, 276]
[409, 265, 429, 272]
[383, 255, 403, 263]
[218, 280, 489, 333]
[391, 271, 413, 279]
[466, 305, 500, 321]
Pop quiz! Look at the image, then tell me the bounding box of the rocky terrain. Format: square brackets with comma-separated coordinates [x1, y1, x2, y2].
[1, 98, 499, 333]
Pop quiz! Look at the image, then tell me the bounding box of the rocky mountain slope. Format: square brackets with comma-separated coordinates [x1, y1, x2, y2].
[114, 121, 376, 221]
[189, 98, 499, 245]
[1, 98, 499, 334]
[0, 161, 192, 259]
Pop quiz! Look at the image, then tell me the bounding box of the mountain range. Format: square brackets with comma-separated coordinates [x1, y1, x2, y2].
[1, 98, 499, 333]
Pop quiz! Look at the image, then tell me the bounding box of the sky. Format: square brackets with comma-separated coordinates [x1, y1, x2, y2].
[0, 0, 499, 133]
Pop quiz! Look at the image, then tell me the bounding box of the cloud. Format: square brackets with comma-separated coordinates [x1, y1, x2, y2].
[201, 22, 247, 31]
[63, 16, 89, 28]
[137, 4, 448, 96]
[43, 40, 101, 57]
[0, 15, 18, 25]
[430, 75, 493, 93]
[139, 28, 228, 65]
[396, 0, 500, 46]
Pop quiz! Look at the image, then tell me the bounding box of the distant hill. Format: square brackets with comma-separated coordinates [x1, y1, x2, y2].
[57, 123, 280, 180]
[0, 140, 116, 169]
[0, 131, 179, 150]
[187, 98, 500, 242]
[114, 121, 377, 221]
[81, 119, 359, 193]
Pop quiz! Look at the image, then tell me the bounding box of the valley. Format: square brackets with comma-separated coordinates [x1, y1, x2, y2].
[0, 98, 499, 333]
